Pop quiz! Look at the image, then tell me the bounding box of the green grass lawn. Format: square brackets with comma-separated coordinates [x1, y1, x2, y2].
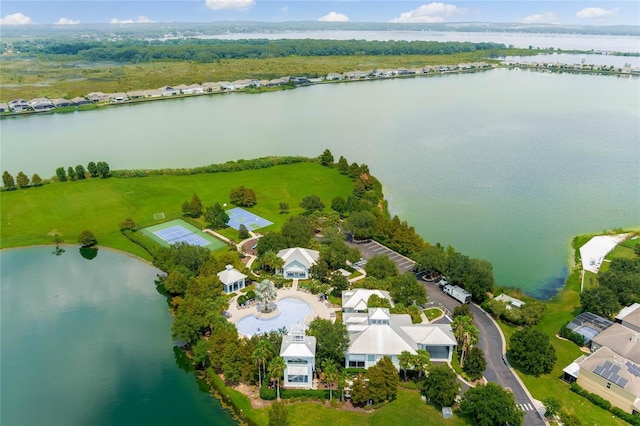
[0, 162, 353, 259]
[248, 389, 467, 426]
[424, 307, 443, 322]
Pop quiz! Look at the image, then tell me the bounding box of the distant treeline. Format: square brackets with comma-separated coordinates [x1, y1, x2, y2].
[11, 38, 507, 63]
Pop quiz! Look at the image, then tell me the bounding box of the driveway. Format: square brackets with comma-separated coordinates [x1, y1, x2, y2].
[347, 239, 546, 426]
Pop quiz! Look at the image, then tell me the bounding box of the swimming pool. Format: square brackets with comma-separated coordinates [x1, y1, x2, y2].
[236, 298, 312, 336]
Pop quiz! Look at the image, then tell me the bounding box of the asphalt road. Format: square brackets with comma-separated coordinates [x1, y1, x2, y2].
[347, 239, 546, 426]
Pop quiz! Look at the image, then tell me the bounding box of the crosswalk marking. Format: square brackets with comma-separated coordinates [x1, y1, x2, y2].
[517, 403, 534, 411]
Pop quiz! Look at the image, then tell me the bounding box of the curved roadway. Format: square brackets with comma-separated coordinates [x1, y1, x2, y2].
[348, 239, 546, 426]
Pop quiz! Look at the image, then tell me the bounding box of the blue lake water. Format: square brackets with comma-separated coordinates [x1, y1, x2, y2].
[236, 298, 311, 337]
[2, 68, 638, 297]
[0, 247, 236, 426]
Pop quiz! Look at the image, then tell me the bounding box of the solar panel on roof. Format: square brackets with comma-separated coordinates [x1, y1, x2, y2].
[593, 361, 629, 388]
[627, 361, 640, 377]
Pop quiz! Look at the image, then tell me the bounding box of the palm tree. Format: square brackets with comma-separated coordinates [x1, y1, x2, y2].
[321, 358, 339, 401]
[252, 339, 271, 388]
[415, 349, 431, 381]
[452, 315, 478, 367]
[398, 351, 414, 382]
[269, 356, 286, 400]
[256, 279, 278, 313]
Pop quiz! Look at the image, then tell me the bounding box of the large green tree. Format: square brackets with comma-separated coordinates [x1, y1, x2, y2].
[87, 161, 98, 177]
[367, 356, 399, 403]
[319, 149, 334, 166]
[307, 318, 349, 368]
[31, 173, 42, 186]
[96, 161, 110, 178]
[390, 272, 427, 306]
[78, 229, 97, 247]
[299, 194, 325, 215]
[163, 270, 190, 295]
[463, 347, 486, 381]
[205, 203, 230, 229]
[75, 164, 86, 179]
[349, 374, 370, 407]
[508, 328, 556, 376]
[229, 185, 257, 207]
[67, 166, 77, 181]
[331, 196, 348, 217]
[459, 382, 524, 426]
[414, 245, 448, 275]
[364, 254, 399, 280]
[346, 210, 377, 239]
[580, 285, 622, 319]
[281, 215, 315, 247]
[15, 171, 29, 188]
[56, 167, 67, 182]
[2, 171, 16, 190]
[423, 364, 459, 407]
[182, 193, 203, 218]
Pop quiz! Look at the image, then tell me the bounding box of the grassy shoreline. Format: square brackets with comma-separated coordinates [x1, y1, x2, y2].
[498, 227, 639, 425]
[0, 161, 354, 257]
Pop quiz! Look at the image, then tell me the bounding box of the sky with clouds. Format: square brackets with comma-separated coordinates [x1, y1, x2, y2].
[1, 1, 638, 26]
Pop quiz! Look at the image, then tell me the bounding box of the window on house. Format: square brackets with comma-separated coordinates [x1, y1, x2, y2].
[348, 361, 365, 368]
[606, 382, 611, 389]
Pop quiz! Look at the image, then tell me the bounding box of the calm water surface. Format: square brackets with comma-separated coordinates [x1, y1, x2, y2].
[2, 69, 639, 297]
[0, 247, 236, 426]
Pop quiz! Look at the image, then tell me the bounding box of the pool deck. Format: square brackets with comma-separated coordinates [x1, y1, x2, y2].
[225, 280, 338, 336]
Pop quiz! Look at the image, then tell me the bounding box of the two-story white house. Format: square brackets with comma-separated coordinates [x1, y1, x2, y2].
[276, 247, 319, 280]
[217, 264, 247, 294]
[280, 323, 316, 389]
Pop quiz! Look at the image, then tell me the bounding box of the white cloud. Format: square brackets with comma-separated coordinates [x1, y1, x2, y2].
[110, 16, 154, 24]
[318, 12, 350, 22]
[0, 12, 32, 25]
[205, 0, 255, 11]
[390, 2, 467, 23]
[520, 12, 558, 24]
[55, 17, 80, 25]
[576, 7, 618, 19]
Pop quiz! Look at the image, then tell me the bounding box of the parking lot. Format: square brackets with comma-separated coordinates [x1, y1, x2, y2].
[349, 240, 415, 273]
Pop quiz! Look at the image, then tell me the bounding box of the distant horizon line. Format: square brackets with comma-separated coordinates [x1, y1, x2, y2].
[3, 20, 640, 28]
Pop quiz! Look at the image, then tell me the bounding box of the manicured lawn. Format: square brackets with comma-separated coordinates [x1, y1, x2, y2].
[0, 162, 353, 259]
[249, 389, 467, 426]
[424, 307, 443, 322]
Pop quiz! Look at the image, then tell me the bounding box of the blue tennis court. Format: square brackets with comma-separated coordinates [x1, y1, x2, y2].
[154, 225, 210, 247]
[226, 207, 273, 231]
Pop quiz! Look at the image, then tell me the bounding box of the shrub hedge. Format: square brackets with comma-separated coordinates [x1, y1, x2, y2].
[122, 229, 159, 258]
[111, 156, 311, 178]
[259, 382, 330, 401]
[569, 382, 640, 424]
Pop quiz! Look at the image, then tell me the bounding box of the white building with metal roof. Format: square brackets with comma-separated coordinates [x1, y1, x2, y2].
[217, 265, 247, 294]
[280, 323, 316, 389]
[344, 308, 456, 369]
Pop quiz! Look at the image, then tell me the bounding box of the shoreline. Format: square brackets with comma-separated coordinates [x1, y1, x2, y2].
[0, 243, 157, 267]
[3, 61, 637, 119]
